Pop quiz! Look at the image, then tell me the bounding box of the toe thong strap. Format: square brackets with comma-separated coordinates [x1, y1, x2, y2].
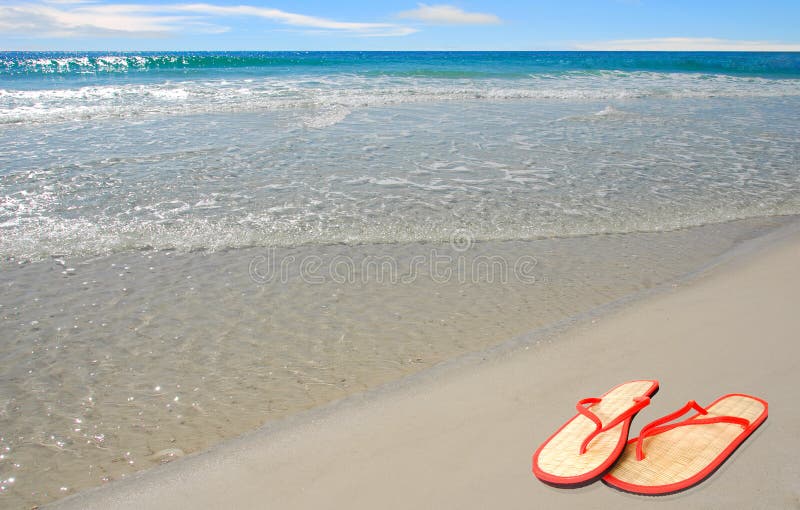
[635, 400, 750, 460]
[576, 395, 651, 454]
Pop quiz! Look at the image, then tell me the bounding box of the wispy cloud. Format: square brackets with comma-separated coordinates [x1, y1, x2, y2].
[41, 0, 102, 4]
[397, 4, 501, 25]
[573, 37, 800, 51]
[0, 3, 195, 37]
[0, 2, 417, 38]
[172, 4, 417, 36]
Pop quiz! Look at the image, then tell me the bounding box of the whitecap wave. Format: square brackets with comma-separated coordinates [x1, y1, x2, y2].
[2, 71, 800, 125]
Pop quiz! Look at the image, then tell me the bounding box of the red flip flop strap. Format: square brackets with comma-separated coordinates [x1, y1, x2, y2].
[635, 401, 750, 460]
[575, 397, 603, 429]
[576, 396, 651, 454]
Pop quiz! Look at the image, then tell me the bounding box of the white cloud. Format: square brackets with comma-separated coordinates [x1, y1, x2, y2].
[41, 0, 101, 4]
[172, 4, 416, 35]
[573, 37, 800, 51]
[0, 4, 193, 37]
[0, 2, 417, 38]
[398, 4, 500, 25]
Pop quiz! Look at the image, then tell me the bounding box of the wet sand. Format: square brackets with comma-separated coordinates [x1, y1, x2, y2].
[4, 217, 790, 508]
[51, 220, 800, 509]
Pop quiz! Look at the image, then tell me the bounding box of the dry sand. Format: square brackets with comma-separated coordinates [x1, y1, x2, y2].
[52, 224, 800, 509]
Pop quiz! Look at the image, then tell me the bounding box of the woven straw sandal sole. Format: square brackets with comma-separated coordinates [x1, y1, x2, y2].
[602, 393, 768, 495]
[532, 380, 659, 487]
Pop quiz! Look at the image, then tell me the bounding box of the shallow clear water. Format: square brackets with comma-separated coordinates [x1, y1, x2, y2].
[2, 98, 799, 261]
[1, 52, 799, 507]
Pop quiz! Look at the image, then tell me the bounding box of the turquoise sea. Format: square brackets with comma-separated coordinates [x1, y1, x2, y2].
[3, 51, 800, 79]
[1, 51, 800, 260]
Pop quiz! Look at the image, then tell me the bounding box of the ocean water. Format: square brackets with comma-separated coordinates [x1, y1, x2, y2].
[1, 52, 800, 506]
[2, 51, 800, 259]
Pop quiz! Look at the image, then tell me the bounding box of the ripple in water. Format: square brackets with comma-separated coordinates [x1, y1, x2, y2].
[1, 98, 799, 261]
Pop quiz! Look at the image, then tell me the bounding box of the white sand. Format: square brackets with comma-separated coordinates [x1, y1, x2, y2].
[53, 224, 800, 509]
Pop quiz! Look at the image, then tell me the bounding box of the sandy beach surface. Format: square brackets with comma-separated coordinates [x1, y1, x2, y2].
[51, 223, 800, 510]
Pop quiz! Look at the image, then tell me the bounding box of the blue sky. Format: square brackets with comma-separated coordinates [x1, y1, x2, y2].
[1, 0, 799, 51]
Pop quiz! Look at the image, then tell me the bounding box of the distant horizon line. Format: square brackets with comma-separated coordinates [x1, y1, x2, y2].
[3, 49, 800, 53]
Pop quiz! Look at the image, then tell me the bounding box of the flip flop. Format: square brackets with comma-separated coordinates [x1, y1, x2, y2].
[602, 393, 768, 495]
[532, 380, 659, 486]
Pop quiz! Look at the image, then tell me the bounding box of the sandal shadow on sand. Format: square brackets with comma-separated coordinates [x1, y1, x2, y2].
[532, 380, 659, 486]
[602, 393, 768, 495]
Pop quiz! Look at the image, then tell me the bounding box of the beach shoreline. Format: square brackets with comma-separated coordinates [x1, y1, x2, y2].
[50, 218, 800, 509]
[5, 49, 800, 507]
[2, 215, 792, 508]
